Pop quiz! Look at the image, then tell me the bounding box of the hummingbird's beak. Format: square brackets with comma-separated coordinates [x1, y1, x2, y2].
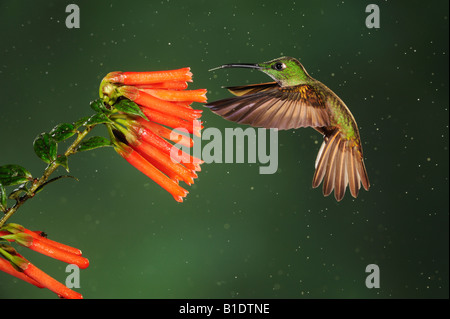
[209, 63, 261, 72]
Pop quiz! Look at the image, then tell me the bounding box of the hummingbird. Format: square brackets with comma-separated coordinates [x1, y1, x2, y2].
[205, 56, 370, 201]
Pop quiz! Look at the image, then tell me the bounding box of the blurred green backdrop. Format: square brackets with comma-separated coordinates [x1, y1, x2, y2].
[0, 0, 448, 299]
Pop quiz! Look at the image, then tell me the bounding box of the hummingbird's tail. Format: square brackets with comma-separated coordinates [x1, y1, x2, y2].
[312, 129, 370, 201]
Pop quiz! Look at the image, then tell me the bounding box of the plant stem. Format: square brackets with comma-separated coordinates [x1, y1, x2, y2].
[0, 126, 93, 228]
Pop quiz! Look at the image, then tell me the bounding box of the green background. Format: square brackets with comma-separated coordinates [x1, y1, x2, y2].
[0, 0, 448, 299]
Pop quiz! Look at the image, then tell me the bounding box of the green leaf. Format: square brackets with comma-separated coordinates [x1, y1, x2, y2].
[33, 133, 57, 164]
[0, 165, 33, 187]
[73, 116, 91, 129]
[114, 99, 148, 120]
[76, 136, 112, 152]
[90, 99, 103, 112]
[49, 123, 75, 142]
[84, 113, 113, 127]
[0, 183, 6, 212]
[55, 155, 69, 172]
[90, 99, 111, 114]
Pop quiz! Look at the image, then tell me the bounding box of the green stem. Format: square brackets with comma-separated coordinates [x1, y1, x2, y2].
[0, 126, 94, 228]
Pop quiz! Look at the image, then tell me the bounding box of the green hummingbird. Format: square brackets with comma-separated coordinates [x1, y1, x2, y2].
[205, 56, 370, 201]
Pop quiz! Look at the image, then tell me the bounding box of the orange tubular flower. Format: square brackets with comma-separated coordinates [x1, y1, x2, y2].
[130, 120, 203, 171]
[135, 117, 195, 148]
[0, 223, 87, 299]
[15, 256, 83, 299]
[101, 67, 206, 202]
[0, 256, 45, 288]
[140, 107, 203, 137]
[141, 88, 207, 103]
[5, 223, 82, 256]
[118, 86, 203, 121]
[12, 233, 89, 269]
[105, 68, 193, 85]
[116, 143, 188, 202]
[136, 81, 188, 90]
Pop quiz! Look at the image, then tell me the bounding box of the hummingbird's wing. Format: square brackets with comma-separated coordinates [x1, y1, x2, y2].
[226, 82, 279, 96]
[312, 128, 370, 201]
[205, 83, 330, 130]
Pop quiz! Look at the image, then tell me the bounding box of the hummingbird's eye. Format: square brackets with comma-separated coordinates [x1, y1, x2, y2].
[273, 62, 286, 71]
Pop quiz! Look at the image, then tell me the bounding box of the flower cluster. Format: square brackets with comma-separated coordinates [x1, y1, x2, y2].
[0, 68, 207, 298]
[0, 223, 88, 299]
[100, 68, 206, 202]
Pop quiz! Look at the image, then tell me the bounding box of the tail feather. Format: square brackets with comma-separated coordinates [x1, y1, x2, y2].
[312, 131, 339, 190]
[334, 139, 347, 201]
[346, 147, 359, 198]
[313, 129, 370, 201]
[322, 137, 340, 197]
[356, 153, 370, 191]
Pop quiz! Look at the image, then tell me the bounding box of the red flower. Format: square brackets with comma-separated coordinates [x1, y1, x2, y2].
[0, 252, 44, 288]
[101, 68, 206, 202]
[12, 255, 82, 299]
[0, 223, 87, 299]
[116, 143, 189, 203]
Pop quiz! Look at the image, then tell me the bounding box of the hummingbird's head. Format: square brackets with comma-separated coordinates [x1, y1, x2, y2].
[209, 57, 310, 87]
[257, 57, 311, 87]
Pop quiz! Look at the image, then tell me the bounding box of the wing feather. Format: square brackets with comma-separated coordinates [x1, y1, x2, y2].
[205, 83, 330, 130]
[227, 82, 278, 96]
